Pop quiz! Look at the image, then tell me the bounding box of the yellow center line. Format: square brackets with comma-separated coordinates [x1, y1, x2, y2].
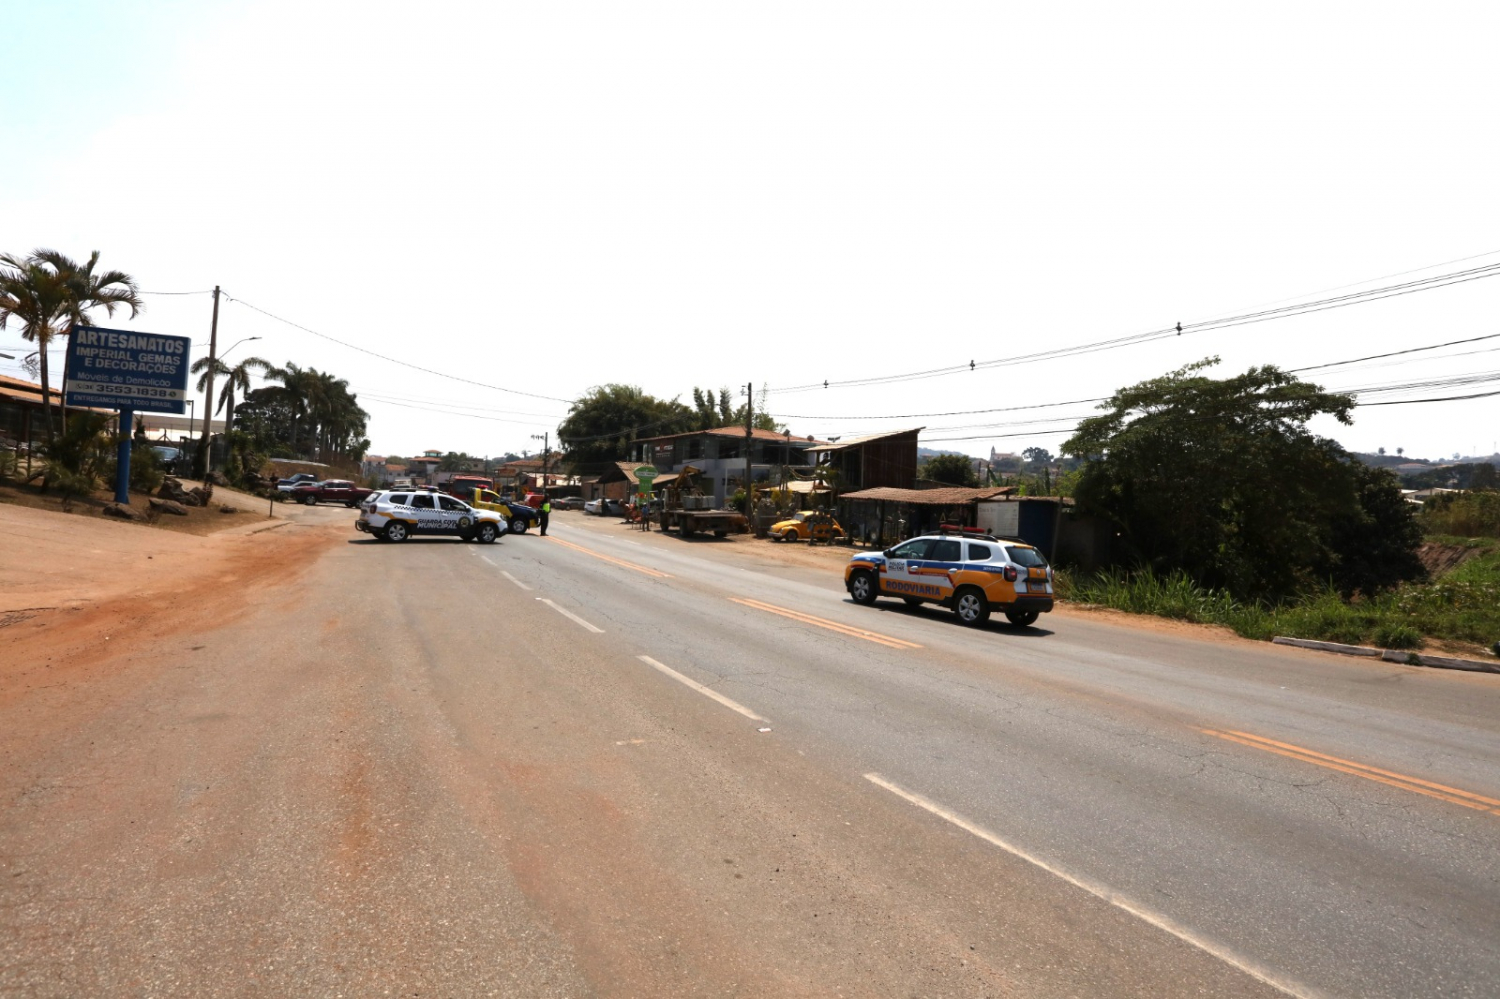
[730, 597, 922, 650]
[1200, 728, 1500, 816]
[543, 536, 672, 578]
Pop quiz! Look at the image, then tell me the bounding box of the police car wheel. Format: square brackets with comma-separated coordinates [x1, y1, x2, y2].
[849, 570, 878, 605]
[953, 588, 991, 626]
[476, 522, 499, 544]
[510, 517, 527, 534]
[384, 521, 409, 542]
[1005, 610, 1040, 627]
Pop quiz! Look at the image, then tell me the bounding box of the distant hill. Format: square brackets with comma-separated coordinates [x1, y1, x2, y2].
[1354, 452, 1500, 469]
[917, 447, 972, 460]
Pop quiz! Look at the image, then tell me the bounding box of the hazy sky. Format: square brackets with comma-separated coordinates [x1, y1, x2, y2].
[5, 1, 1498, 461]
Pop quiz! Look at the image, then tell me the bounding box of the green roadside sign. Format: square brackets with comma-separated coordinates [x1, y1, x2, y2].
[635, 465, 657, 495]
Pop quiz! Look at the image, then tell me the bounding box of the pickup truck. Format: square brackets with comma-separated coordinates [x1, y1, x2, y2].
[467, 488, 541, 534]
[291, 479, 376, 507]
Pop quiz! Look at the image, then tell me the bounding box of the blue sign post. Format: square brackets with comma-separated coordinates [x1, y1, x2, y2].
[64, 325, 192, 505]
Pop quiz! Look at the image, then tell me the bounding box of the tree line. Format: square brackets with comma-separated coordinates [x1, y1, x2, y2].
[558, 384, 780, 476]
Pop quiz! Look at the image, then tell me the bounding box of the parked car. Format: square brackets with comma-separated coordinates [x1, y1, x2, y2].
[843, 525, 1055, 627]
[584, 498, 624, 516]
[292, 479, 376, 507]
[769, 510, 845, 542]
[553, 496, 586, 510]
[275, 472, 321, 493]
[355, 490, 505, 543]
[467, 487, 542, 534]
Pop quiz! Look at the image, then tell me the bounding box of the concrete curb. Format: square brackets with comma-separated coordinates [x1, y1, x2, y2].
[1272, 636, 1500, 674]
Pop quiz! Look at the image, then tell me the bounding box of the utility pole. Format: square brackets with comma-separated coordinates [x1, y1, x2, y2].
[531, 431, 550, 493]
[195, 286, 220, 480]
[744, 381, 754, 515]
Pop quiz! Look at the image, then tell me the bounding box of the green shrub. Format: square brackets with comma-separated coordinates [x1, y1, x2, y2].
[1374, 623, 1422, 649]
[1060, 558, 1500, 653]
[44, 467, 98, 501]
[126, 445, 165, 494]
[1420, 491, 1500, 538]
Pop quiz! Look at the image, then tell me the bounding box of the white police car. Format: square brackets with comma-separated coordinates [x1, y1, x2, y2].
[844, 525, 1055, 627]
[356, 490, 506, 543]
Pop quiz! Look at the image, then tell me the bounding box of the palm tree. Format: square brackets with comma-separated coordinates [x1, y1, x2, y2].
[0, 256, 70, 443]
[260, 362, 316, 457]
[0, 250, 142, 445]
[192, 354, 270, 434]
[218, 355, 270, 433]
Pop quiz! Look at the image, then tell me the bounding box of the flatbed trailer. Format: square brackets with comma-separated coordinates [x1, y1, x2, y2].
[660, 507, 748, 537]
[656, 464, 749, 537]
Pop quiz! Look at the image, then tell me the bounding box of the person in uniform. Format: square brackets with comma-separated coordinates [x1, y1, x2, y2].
[539, 494, 551, 535]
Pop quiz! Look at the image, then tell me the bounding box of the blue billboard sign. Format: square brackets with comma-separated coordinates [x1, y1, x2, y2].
[64, 324, 192, 414]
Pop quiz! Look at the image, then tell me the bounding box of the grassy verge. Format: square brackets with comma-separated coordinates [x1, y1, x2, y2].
[1056, 540, 1500, 653]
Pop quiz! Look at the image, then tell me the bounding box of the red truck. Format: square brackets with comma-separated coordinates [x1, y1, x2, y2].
[291, 479, 376, 507]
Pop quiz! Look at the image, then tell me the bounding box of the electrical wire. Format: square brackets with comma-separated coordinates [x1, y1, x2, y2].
[771, 260, 1500, 395]
[1291, 332, 1500, 373]
[221, 293, 575, 405]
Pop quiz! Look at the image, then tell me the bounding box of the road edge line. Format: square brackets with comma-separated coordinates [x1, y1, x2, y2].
[862, 773, 1324, 999]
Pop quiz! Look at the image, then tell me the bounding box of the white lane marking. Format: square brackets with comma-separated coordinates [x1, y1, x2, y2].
[501, 570, 531, 590]
[636, 655, 768, 723]
[537, 598, 603, 633]
[480, 555, 496, 565]
[863, 773, 1323, 999]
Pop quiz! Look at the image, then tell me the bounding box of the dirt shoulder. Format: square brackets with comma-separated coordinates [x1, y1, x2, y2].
[0, 498, 342, 710]
[0, 476, 278, 536]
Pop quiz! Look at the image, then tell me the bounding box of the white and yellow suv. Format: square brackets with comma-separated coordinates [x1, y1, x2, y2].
[356, 490, 506, 544]
[843, 526, 1054, 627]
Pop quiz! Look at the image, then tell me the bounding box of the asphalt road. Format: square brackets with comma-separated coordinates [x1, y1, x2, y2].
[3, 507, 1497, 998]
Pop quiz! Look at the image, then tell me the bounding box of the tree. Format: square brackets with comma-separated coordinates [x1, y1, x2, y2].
[244, 362, 367, 463]
[558, 384, 694, 476]
[1063, 358, 1422, 599]
[1022, 446, 1054, 465]
[920, 453, 979, 487]
[0, 249, 142, 445]
[1378, 447, 1386, 456]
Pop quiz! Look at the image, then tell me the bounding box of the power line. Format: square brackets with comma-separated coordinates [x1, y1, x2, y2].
[1291, 332, 1500, 373]
[221, 293, 576, 405]
[362, 395, 557, 427]
[771, 260, 1500, 395]
[138, 289, 214, 296]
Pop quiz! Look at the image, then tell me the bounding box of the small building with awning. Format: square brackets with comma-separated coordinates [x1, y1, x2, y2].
[837, 485, 1014, 547]
[805, 428, 922, 492]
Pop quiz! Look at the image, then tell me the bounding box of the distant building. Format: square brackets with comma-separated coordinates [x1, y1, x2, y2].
[632, 426, 826, 506]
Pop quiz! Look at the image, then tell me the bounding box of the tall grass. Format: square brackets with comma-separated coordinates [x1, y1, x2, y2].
[1420, 492, 1500, 538]
[1057, 547, 1500, 651]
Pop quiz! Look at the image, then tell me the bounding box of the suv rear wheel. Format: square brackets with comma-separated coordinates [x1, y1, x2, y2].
[510, 517, 528, 534]
[384, 521, 409, 542]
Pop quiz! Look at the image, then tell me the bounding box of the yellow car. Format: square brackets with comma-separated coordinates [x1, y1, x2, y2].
[769, 510, 844, 543]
